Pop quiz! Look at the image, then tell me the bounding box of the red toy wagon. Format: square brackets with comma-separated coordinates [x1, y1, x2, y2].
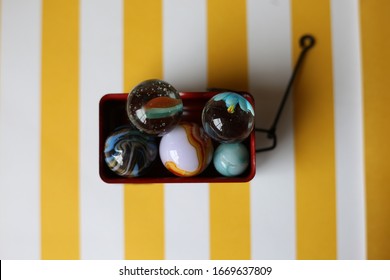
[99, 92, 256, 184]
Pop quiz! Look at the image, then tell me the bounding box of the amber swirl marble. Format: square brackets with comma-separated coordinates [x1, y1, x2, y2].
[104, 127, 158, 177]
[126, 79, 183, 136]
[144, 96, 183, 119]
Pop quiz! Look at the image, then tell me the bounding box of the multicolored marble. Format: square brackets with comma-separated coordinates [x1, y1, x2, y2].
[159, 122, 214, 177]
[202, 92, 255, 143]
[126, 79, 183, 136]
[213, 143, 249, 177]
[144, 96, 183, 119]
[104, 126, 158, 177]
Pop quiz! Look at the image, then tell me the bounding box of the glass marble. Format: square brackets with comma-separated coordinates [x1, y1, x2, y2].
[159, 122, 214, 177]
[104, 126, 158, 177]
[202, 92, 255, 143]
[126, 79, 183, 136]
[213, 143, 249, 177]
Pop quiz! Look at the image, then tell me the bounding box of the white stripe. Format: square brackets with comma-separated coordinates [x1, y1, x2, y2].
[331, 0, 366, 260]
[164, 184, 209, 259]
[0, 0, 41, 259]
[247, 0, 295, 259]
[80, 0, 124, 259]
[163, 0, 209, 260]
[163, 0, 207, 92]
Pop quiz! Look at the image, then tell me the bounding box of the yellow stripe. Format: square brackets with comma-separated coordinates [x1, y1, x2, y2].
[208, 0, 250, 260]
[124, 0, 163, 86]
[124, 0, 164, 260]
[360, 0, 390, 260]
[210, 183, 251, 260]
[291, 0, 337, 259]
[41, 0, 79, 259]
[208, 0, 248, 90]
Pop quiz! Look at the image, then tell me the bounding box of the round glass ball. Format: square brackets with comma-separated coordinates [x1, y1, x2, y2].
[126, 79, 183, 136]
[202, 92, 255, 143]
[104, 126, 158, 177]
[159, 122, 214, 177]
[213, 143, 249, 177]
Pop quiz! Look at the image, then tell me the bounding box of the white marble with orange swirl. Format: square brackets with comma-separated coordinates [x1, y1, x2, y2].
[159, 122, 213, 177]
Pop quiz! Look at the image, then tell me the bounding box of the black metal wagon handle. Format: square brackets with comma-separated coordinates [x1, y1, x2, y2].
[208, 34, 315, 153]
[255, 34, 315, 153]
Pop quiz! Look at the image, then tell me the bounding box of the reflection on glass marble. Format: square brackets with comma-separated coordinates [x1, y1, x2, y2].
[126, 79, 183, 136]
[202, 92, 255, 143]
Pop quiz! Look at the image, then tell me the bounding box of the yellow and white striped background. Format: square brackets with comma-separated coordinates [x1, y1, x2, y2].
[0, 0, 389, 260]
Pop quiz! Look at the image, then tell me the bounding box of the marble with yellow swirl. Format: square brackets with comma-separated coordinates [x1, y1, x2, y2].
[159, 122, 214, 177]
[104, 127, 157, 177]
[202, 92, 255, 143]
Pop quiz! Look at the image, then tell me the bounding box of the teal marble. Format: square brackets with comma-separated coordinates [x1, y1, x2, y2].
[213, 143, 249, 177]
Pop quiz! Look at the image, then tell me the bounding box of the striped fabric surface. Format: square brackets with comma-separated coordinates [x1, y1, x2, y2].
[0, 0, 389, 260]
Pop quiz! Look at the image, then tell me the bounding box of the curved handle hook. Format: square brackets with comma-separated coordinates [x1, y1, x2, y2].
[256, 34, 315, 153]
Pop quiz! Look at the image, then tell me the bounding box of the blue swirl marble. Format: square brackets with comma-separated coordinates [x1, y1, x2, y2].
[104, 127, 157, 177]
[213, 143, 249, 177]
